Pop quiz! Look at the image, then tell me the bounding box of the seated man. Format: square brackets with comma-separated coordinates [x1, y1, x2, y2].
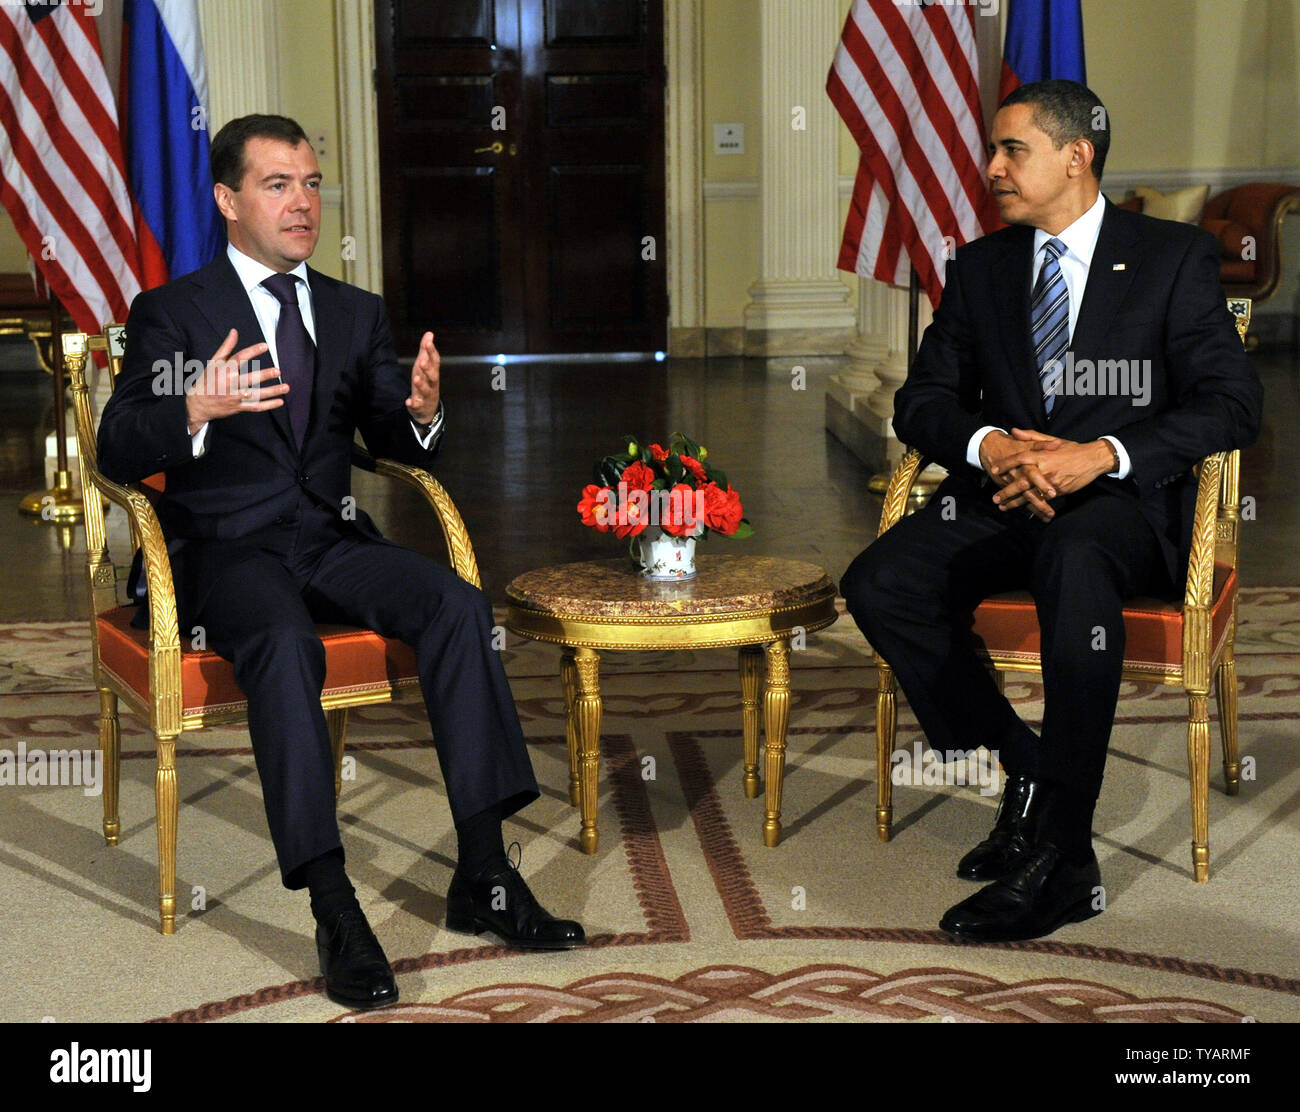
[97, 114, 584, 1009]
[841, 81, 1261, 943]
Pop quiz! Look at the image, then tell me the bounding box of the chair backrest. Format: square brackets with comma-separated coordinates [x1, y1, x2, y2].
[64, 327, 129, 620]
[1214, 298, 1251, 572]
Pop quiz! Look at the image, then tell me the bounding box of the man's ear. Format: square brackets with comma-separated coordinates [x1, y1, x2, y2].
[1066, 137, 1095, 179]
[213, 182, 237, 222]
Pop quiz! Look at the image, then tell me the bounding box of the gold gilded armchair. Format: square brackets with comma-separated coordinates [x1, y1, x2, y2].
[871, 299, 1252, 883]
[66, 328, 480, 933]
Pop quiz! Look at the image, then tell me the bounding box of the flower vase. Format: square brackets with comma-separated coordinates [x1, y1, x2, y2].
[636, 527, 697, 580]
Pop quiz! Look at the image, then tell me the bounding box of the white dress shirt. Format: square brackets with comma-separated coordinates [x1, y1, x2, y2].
[965, 191, 1130, 479]
[191, 243, 442, 454]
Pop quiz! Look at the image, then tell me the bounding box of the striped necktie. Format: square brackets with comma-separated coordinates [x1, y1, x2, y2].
[1031, 238, 1069, 416]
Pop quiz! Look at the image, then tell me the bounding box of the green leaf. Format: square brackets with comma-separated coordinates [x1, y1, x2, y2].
[726, 521, 755, 540]
[709, 467, 728, 489]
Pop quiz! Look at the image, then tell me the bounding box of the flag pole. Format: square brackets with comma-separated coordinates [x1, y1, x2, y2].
[18, 291, 83, 525]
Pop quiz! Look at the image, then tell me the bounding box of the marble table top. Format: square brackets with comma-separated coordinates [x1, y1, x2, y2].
[505, 555, 836, 618]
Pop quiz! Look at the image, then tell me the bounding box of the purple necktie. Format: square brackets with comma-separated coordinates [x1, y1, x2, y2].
[261, 272, 314, 446]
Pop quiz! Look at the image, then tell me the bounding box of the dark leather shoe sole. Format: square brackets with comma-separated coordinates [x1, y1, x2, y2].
[446, 907, 586, 951]
[940, 896, 1101, 944]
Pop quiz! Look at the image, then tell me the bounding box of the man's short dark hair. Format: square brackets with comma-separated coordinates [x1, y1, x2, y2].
[999, 79, 1109, 180]
[209, 114, 310, 190]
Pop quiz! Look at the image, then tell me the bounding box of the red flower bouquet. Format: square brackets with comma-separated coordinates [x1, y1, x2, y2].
[576, 432, 752, 578]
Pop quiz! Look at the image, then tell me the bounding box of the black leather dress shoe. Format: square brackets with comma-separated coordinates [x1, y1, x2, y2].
[446, 863, 586, 950]
[316, 906, 399, 1010]
[940, 844, 1102, 943]
[956, 774, 1040, 881]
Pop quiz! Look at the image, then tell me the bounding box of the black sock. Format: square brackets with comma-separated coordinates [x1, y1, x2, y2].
[301, 849, 358, 927]
[456, 805, 508, 879]
[1035, 783, 1095, 863]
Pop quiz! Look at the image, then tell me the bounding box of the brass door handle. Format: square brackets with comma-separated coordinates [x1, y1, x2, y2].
[474, 142, 504, 154]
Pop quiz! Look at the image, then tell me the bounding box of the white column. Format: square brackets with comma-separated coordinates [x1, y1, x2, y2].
[197, 0, 282, 132]
[335, 0, 383, 294]
[665, 0, 705, 356]
[743, 0, 855, 355]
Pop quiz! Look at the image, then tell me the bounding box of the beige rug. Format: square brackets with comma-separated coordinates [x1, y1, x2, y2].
[0, 592, 1297, 1023]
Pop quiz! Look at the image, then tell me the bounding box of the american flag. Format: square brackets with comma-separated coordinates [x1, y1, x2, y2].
[0, 1, 143, 333]
[828, 0, 1000, 307]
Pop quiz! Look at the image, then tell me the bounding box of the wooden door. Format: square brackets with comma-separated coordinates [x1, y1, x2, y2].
[375, 0, 666, 356]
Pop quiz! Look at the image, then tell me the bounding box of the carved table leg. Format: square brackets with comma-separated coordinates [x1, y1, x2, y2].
[763, 638, 791, 847]
[561, 647, 580, 806]
[739, 645, 763, 798]
[574, 647, 602, 854]
[875, 658, 896, 842]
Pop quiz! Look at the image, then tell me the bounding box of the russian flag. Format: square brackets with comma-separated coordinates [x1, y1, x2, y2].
[999, 0, 1087, 101]
[121, 0, 223, 288]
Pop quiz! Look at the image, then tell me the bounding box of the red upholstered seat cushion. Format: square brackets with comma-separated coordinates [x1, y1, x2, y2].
[970, 564, 1236, 675]
[96, 607, 418, 717]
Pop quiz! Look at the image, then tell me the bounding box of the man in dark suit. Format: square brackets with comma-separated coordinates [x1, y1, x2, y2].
[840, 81, 1261, 942]
[97, 115, 584, 1010]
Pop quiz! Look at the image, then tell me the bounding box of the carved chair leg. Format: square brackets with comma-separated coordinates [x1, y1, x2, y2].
[1215, 650, 1240, 797]
[327, 708, 349, 801]
[98, 688, 120, 845]
[875, 657, 896, 842]
[156, 734, 179, 934]
[1186, 692, 1211, 883]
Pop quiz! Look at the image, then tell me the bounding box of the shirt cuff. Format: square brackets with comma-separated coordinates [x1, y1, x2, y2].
[967, 425, 1006, 470]
[411, 402, 444, 449]
[1101, 435, 1130, 479]
[191, 421, 210, 458]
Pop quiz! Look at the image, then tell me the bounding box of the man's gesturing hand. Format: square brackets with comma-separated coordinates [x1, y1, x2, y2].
[184, 329, 288, 435]
[406, 331, 441, 426]
[979, 429, 1057, 521]
[990, 428, 1115, 510]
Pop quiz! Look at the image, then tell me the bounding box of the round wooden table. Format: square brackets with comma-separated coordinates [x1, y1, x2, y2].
[504, 555, 838, 853]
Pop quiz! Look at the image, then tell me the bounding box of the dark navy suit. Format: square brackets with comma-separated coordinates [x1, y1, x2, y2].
[842, 201, 1262, 797]
[98, 253, 539, 885]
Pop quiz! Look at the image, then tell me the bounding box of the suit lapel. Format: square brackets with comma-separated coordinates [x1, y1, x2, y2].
[1068, 201, 1141, 365]
[305, 267, 354, 450]
[189, 254, 297, 452]
[991, 224, 1045, 424]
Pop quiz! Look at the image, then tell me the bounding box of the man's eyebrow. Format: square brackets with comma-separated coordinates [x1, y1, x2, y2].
[258, 171, 323, 184]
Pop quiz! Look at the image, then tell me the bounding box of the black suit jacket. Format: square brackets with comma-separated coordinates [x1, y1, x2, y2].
[98, 252, 439, 614]
[893, 200, 1262, 581]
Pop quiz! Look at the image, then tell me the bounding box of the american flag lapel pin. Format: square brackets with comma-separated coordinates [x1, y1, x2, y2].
[1113, 263, 1126, 271]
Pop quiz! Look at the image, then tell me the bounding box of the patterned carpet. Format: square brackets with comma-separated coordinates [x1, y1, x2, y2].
[0, 591, 1297, 1023]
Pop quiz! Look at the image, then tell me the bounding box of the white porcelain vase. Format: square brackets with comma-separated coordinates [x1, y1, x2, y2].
[635, 527, 697, 580]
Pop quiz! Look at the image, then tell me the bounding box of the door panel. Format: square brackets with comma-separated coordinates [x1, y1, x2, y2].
[375, 0, 665, 354]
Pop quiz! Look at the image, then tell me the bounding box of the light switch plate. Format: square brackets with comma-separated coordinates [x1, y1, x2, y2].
[713, 123, 744, 155]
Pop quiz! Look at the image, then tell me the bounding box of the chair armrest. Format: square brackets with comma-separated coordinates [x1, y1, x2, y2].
[1184, 452, 1226, 613]
[876, 448, 929, 537]
[351, 445, 482, 589]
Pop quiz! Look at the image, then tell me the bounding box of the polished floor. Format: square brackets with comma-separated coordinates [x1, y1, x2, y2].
[1, 339, 1296, 622]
